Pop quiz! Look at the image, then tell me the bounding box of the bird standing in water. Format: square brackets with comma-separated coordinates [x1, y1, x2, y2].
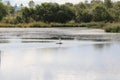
[56, 37, 62, 44]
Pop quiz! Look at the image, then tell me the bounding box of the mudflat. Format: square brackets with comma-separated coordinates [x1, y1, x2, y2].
[0, 28, 119, 40]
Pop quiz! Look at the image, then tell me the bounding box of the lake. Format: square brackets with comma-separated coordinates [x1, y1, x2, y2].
[0, 38, 120, 80]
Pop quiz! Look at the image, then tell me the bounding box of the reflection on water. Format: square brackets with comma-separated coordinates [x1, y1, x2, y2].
[93, 43, 111, 51]
[0, 39, 120, 80]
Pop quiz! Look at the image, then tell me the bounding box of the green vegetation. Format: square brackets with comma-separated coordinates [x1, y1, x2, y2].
[0, 0, 120, 32]
[0, 2, 7, 20]
[0, 22, 103, 28]
[105, 23, 120, 32]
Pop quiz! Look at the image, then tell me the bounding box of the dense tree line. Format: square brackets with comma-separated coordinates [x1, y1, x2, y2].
[1, 0, 120, 23]
[21, 3, 75, 23]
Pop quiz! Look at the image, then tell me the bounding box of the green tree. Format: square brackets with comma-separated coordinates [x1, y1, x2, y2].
[29, 0, 35, 8]
[75, 2, 86, 9]
[34, 3, 75, 23]
[21, 7, 31, 23]
[35, 3, 60, 22]
[56, 4, 75, 23]
[111, 2, 120, 21]
[76, 10, 92, 22]
[0, 2, 7, 21]
[6, 3, 15, 16]
[75, 2, 86, 22]
[104, 0, 113, 8]
[91, 0, 103, 6]
[75, 2, 92, 22]
[92, 4, 111, 21]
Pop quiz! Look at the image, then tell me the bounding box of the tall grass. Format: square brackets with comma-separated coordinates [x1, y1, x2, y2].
[0, 21, 107, 28]
[105, 23, 120, 33]
[0, 23, 15, 27]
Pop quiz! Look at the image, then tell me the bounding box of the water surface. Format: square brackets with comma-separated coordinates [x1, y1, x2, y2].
[0, 39, 120, 80]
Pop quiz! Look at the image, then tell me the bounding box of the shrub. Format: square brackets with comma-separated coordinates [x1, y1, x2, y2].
[105, 25, 120, 32]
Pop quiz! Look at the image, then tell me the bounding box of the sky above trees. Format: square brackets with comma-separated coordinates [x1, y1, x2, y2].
[2, 0, 120, 6]
[3, 0, 84, 6]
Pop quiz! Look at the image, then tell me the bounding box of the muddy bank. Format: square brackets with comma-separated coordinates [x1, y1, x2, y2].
[0, 28, 119, 40]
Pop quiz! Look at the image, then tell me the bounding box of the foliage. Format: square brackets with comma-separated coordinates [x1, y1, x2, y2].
[111, 2, 120, 21]
[1, 1, 120, 31]
[75, 2, 92, 22]
[104, 0, 113, 8]
[92, 4, 112, 21]
[21, 7, 33, 23]
[29, 0, 35, 8]
[35, 3, 60, 22]
[57, 4, 75, 23]
[105, 23, 120, 32]
[0, 2, 7, 21]
[21, 3, 75, 23]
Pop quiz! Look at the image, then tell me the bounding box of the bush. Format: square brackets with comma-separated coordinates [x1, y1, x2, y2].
[105, 25, 120, 32]
[86, 22, 106, 28]
[29, 22, 50, 27]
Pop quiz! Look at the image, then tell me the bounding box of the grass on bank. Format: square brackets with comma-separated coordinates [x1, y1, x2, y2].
[105, 23, 120, 33]
[0, 22, 106, 28]
[1, 22, 120, 33]
[0, 23, 15, 27]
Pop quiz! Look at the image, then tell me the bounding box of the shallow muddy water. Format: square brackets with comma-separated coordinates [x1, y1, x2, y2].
[0, 38, 120, 80]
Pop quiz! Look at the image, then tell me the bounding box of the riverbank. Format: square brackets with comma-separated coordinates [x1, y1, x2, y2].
[1, 22, 120, 33]
[0, 22, 105, 28]
[0, 28, 120, 41]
